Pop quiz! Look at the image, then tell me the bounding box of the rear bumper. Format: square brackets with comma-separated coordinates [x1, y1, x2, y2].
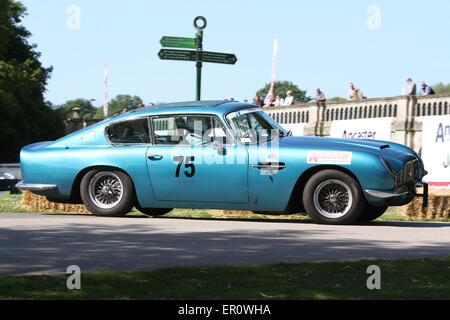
[365, 182, 428, 207]
[15, 181, 57, 191]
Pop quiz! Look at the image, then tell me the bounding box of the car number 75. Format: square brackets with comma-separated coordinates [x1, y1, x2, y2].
[173, 156, 196, 178]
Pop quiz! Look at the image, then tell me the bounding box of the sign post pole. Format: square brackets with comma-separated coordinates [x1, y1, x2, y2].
[195, 29, 203, 101]
[194, 16, 206, 101]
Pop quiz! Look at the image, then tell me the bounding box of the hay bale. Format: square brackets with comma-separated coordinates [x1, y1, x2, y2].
[21, 190, 90, 214]
[402, 188, 450, 220]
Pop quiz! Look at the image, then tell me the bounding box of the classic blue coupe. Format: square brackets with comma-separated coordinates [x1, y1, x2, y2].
[16, 100, 428, 224]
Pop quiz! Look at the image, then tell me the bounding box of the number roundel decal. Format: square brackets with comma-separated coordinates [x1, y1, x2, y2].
[173, 156, 196, 178]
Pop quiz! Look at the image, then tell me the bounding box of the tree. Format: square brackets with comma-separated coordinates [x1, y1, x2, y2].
[0, 0, 65, 162]
[107, 94, 142, 117]
[255, 81, 310, 103]
[58, 98, 97, 120]
[432, 82, 450, 94]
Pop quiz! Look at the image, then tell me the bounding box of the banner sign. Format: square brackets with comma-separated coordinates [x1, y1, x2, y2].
[421, 115, 450, 186]
[330, 118, 393, 141]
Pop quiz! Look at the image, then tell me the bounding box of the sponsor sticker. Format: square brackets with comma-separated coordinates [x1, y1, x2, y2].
[307, 150, 352, 165]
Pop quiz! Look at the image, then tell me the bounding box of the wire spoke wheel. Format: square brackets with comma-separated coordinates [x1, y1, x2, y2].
[88, 172, 124, 209]
[313, 179, 353, 219]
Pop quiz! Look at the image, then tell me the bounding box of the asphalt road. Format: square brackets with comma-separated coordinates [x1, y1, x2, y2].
[1, 212, 450, 275]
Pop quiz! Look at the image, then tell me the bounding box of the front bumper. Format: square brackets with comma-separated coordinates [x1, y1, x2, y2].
[15, 181, 57, 191]
[365, 182, 428, 207]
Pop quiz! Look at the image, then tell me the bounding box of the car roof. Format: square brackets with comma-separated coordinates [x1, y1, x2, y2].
[112, 100, 256, 120]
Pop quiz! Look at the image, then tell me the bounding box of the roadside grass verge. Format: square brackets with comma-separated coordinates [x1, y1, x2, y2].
[1, 193, 446, 222]
[0, 257, 449, 300]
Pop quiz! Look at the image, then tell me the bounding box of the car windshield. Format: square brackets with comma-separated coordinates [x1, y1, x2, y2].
[225, 108, 288, 144]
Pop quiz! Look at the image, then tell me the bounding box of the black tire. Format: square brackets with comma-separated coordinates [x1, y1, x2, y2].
[302, 169, 365, 225]
[80, 169, 134, 217]
[358, 204, 388, 222]
[135, 204, 173, 217]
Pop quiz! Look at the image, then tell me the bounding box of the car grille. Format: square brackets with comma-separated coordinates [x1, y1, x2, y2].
[396, 159, 419, 185]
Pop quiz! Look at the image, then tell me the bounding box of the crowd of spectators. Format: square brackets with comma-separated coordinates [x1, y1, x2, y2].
[254, 79, 436, 108]
[136, 78, 437, 109]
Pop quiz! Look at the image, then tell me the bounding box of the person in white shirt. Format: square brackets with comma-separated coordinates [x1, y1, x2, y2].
[283, 91, 294, 105]
[274, 95, 284, 106]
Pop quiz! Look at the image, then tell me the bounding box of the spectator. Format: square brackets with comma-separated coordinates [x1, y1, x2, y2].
[274, 95, 284, 107]
[348, 83, 364, 101]
[406, 78, 416, 96]
[283, 90, 294, 106]
[147, 102, 155, 106]
[313, 88, 326, 102]
[254, 95, 264, 107]
[137, 101, 144, 107]
[265, 97, 276, 107]
[420, 81, 435, 96]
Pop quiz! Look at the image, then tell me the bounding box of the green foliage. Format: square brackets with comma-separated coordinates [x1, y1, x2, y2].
[432, 82, 450, 94]
[255, 81, 310, 103]
[108, 94, 142, 117]
[0, 0, 64, 162]
[57, 99, 97, 120]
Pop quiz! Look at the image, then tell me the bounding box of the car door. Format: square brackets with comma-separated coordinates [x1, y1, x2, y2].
[146, 114, 249, 203]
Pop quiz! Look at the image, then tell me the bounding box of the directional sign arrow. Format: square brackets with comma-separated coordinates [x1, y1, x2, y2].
[158, 49, 196, 62]
[201, 51, 237, 65]
[160, 36, 196, 49]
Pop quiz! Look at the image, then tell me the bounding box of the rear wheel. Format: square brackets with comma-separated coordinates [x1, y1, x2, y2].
[303, 169, 365, 225]
[358, 204, 388, 222]
[80, 169, 134, 217]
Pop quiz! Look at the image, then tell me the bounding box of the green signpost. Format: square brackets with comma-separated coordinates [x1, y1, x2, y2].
[158, 16, 237, 101]
[160, 36, 196, 49]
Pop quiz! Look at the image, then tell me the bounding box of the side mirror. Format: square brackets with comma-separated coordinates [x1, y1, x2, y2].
[213, 141, 226, 155]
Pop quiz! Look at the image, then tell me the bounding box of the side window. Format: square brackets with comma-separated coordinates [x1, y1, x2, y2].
[152, 115, 234, 146]
[106, 118, 150, 144]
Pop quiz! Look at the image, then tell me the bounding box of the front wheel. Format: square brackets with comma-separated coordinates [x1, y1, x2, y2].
[303, 170, 365, 224]
[80, 169, 135, 217]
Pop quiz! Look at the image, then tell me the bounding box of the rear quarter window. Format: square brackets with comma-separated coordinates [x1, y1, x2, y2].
[106, 118, 150, 144]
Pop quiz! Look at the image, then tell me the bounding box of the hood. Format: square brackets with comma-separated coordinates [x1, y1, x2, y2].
[277, 136, 417, 173]
[278, 136, 390, 153]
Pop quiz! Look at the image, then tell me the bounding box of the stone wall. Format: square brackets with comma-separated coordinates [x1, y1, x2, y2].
[64, 107, 102, 135]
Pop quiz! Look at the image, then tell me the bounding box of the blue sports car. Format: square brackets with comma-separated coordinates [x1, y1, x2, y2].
[16, 100, 428, 224]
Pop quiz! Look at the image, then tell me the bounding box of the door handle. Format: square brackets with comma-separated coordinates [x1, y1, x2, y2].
[148, 154, 163, 160]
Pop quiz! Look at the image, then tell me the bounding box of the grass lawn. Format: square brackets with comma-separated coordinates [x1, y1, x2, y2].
[0, 257, 449, 300]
